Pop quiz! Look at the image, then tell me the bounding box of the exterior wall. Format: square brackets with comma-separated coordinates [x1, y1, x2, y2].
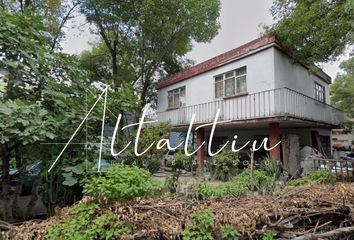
[157, 48, 275, 112]
[156, 46, 343, 127]
[273, 48, 330, 104]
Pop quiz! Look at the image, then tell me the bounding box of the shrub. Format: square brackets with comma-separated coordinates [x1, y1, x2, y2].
[83, 164, 162, 202]
[307, 169, 337, 185]
[192, 168, 278, 200]
[182, 210, 214, 240]
[287, 169, 337, 186]
[192, 181, 248, 200]
[167, 151, 191, 173]
[222, 224, 241, 240]
[165, 175, 179, 194]
[213, 149, 240, 181]
[262, 230, 276, 240]
[146, 158, 161, 174]
[260, 156, 281, 179]
[234, 168, 277, 194]
[46, 203, 129, 240]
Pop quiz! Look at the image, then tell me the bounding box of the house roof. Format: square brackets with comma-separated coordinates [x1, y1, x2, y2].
[157, 35, 331, 89]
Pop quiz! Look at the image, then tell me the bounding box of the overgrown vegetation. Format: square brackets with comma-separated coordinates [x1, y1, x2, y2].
[182, 210, 214, 240]
[165, 151, 194, 193]
[47, 203, 129, 240]
[83, 164, 162, 202]
[288, 169, 337, 186]
[212, 149, 240, 181]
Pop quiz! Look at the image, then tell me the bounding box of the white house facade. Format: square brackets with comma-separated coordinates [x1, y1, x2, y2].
[156, 35, 344, 176]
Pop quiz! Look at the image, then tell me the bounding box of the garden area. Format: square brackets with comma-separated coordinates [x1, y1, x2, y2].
[2, 150, 354, 239]
[1, 158, 354, 240]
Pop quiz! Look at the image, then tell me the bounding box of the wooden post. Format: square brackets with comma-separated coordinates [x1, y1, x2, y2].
[250, 148, 254, 192]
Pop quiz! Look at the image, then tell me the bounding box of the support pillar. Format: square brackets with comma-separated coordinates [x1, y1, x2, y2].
[269, 122, 281, 160]
[196, 127, 205, 170]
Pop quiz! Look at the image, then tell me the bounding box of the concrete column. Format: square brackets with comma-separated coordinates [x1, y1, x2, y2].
[269, 122, 281, 160]
[196, 127, 205, 170]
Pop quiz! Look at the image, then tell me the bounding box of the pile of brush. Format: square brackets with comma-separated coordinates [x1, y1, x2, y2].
[3, 183, 354, 240]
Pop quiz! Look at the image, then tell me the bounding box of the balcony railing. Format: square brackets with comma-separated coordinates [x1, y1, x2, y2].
[156, 88, 344, 126]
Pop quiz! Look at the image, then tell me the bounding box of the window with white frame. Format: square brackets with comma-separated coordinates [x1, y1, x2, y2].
[314, 82, 325, 102]
[168, 86, 185, 109]
[214, 66, 247, 98]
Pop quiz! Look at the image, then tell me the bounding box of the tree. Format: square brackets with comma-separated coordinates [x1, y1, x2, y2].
[330, 57, 354, 131]
[269, 0, 354, 65]
[80, 0, 220, 109]
[0, 0, 79, 50]
[0, 10, 92, 220]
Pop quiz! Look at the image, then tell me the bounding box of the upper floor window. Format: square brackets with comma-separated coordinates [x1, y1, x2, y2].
[214, 66, 247, 98]
[168, 86, 185, 109]
[314, 82, 325, 102]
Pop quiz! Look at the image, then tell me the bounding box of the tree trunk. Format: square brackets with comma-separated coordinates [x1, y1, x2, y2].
[11, 148, 25, 219]
[26, 175, 40, 217]
[1, 144, 13, 221]
[111, 40, 118, 87]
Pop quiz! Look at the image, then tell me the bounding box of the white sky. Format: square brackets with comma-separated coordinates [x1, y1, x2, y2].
[62, 0, 346, 80]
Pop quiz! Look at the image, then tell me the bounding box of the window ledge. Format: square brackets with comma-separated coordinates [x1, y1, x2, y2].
[223, 92, 248, 100]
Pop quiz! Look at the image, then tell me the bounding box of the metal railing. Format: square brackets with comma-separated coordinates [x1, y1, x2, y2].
[156, 87, 344, 126]
[313, 158, 354, 182]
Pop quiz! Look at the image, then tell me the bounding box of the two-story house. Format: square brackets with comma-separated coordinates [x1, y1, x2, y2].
[156, 35, 344, 176]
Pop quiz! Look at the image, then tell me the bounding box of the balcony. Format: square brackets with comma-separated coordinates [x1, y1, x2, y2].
[156, 88, 344, 127]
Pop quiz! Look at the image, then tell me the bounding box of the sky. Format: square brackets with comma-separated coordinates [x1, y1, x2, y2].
[61, 0, 347, 80]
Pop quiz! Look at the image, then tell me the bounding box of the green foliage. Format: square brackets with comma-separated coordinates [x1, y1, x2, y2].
[260, 156, 281, 179]
[165, 175, 179, 194]
[269, 0, 354, 65]
[287, 169, 337, 186]
[146, 158, 161, 174]
[192, 181, 249, 200]
[307, 169, 337, 185]
[167, 151, 191, 173]
[222, 224, 241, 240]
[182, 210, 214, 240]
[80, 0, 221, 106]
[212, 149, 240, 181]
[83, 164, 162, 202]
[46, 203, 129, 240]
[331, 57, 354, 127]
[262, 230, 276, 240]
[287, 178, 309, 186]
[62, 163, 93, 187]
[235, 169, 276, 194]
[193, 168, 278, 200]
[139, 122, 171, 165]
[0, 100, 58, 145]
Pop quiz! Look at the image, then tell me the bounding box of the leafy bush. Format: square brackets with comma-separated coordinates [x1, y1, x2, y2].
[192, 181, 248, 200]
[233, 169, 276, 194]
[287, 169, 337, 186]
[222, 224, 241, 240]
[182, 210, 214, 240]
[83, 164, 162, 202]
[213, 149, 240, 181]
[192, 168, 279, 199]
[262, 230, 276, 240]
[165, 175, 179, 194]
[307, 169, 337, 185]
[47, 203, 129, 240]
[260, 156, 281, 179]
[146, 158, 161, 174]
[167, 151, 191, 172]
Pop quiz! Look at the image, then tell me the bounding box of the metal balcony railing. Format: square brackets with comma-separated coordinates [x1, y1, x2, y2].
[156, 88, 344, 126]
